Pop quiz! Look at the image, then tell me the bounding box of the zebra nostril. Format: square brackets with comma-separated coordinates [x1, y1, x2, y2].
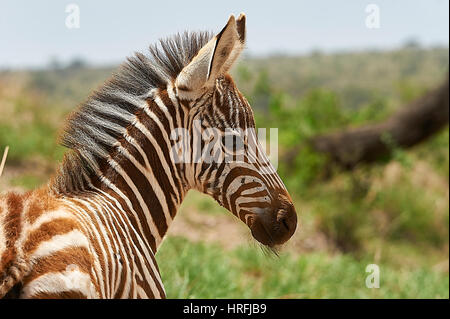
[277, 212, 291, 232]
[276, 206, 297, 235]
[281, 217, 290, 231]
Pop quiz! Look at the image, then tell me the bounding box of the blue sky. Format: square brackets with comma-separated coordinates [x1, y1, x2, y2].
[0, 0, 448, 68]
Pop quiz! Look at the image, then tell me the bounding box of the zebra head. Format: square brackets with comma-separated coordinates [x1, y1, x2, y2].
[173, 14, 298, 248]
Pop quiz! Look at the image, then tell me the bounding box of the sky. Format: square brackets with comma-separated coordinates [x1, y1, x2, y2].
[0, 0, 448, 68]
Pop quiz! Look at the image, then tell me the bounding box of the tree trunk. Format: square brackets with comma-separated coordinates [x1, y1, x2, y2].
[307, 75, 449, 170]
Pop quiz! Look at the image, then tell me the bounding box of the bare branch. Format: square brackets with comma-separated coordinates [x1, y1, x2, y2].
[308, 75, 449, 170]
[0, 146, 9, 178]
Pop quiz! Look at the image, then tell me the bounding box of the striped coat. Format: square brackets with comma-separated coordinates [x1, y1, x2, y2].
[0, 14, 298, 299]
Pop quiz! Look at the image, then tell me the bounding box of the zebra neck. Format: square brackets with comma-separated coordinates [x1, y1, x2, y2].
[98, 88, 190, 251]
[53, 87, 192, 252]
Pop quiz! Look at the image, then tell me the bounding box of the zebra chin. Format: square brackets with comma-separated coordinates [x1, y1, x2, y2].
[247, 202, 298, 247]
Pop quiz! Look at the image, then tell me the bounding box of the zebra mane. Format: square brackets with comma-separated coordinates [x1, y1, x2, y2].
[51, 31, 213, 193]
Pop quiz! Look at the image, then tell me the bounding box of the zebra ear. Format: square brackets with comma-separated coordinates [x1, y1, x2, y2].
[223, 13, 246, 71]
[175, 15, 244, 99]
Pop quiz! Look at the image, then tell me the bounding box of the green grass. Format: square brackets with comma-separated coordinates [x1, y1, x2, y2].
[157, 237, 449, 299]
[371, 176, 449, 246]
[178, 191, 229, 216]
[10, 174, 46, 189]
[413, 128, 449, 178]
[0, 122, 65, 162]
[0, 88, 66, 163]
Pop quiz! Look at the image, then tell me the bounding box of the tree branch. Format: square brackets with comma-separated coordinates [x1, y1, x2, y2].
[287, 75, 449, 170]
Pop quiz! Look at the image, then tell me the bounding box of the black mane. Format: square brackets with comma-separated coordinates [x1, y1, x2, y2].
[51, 31, 213, 193]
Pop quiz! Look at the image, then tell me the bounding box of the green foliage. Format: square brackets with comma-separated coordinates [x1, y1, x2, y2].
[258, 88, 346, 142]
[0, 122, 63, 163]
[413, 128, 449, 178]
[0, 92, 66, 162]
[180, 191, 228, 216]
[371, 176, 449, 246]
[157, 237, 449, 298]
[285, 146, 328, 191]
[313, 179, 369, 252]
[27, 66, 114, 107]
[11, 174, 46, 189]
[236, 46, 448, 110]
[350, 95, 390, 125]
[236, 65, 253, 84]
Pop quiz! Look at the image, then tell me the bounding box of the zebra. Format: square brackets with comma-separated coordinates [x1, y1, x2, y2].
[0, 13, 297, 299]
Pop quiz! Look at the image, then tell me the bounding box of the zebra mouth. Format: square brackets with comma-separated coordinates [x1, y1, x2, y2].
[250, 217, 275, 247]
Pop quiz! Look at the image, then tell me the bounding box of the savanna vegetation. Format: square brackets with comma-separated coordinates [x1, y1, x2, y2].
[0, 44, 448, 298]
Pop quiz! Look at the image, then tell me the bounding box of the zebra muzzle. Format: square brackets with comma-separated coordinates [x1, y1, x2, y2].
[249, 203, 297, 247]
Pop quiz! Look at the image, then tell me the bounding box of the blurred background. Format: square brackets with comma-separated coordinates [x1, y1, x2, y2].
[0, 0, 448, 298]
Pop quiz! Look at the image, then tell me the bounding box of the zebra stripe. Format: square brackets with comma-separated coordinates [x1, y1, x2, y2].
[1, 16, 296, 299]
